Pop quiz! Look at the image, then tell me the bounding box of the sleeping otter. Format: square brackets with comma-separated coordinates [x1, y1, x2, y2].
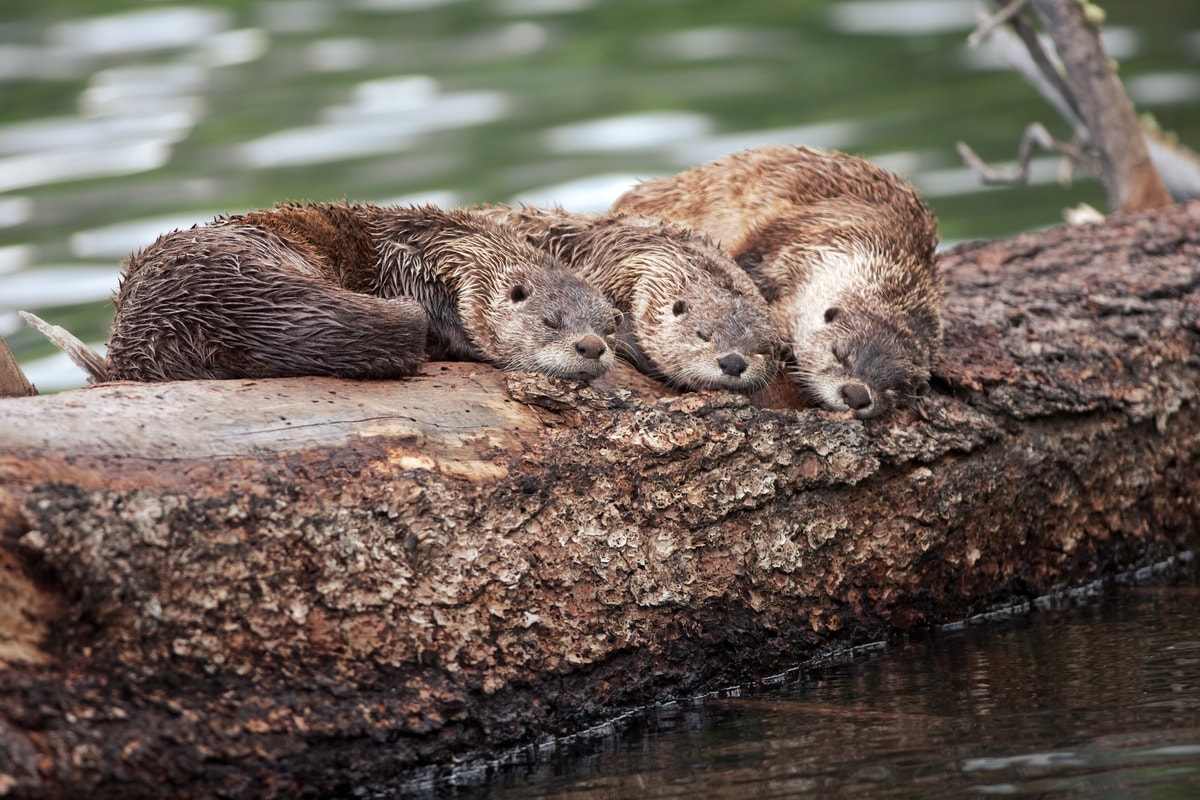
[480, 204, 778, 393]
[101, 203, 617, 382]
[615, 144, 942, 418]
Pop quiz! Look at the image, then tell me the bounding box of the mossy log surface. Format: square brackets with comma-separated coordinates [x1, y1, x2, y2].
[1, 202, 1199, 798]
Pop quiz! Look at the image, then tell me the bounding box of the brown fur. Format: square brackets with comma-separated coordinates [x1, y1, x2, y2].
[615, 144, 942, 417]
[480, 204, 778, 393]
[106, 203, 616, 382]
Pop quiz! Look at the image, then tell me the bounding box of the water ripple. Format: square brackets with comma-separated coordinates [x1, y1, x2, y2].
[828, 0, 978, 35]
[70, 214, 222, 260]
[0, 265, 119, 309]
[240, 82, 509, 168]
[0, 141, 173, 194]
[47, 6, 234, 57]
[542, 111, 714, 154]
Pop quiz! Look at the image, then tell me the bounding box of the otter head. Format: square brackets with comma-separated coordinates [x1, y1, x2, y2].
[630, 269, 778, 393]
[780, 288, 938, 418]
[484, 264, 618, 381]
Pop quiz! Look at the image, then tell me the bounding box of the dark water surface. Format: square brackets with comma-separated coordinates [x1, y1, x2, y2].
[435, 560, 1200, 799]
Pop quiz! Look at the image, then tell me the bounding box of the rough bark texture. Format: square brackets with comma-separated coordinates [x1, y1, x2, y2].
[1, 202, 1199, 798]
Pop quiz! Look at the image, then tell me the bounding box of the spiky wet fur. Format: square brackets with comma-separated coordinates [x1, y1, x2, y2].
[614, 144, 942, 417]
[107, 202, 616, 382]
[480, 204, 778, 393]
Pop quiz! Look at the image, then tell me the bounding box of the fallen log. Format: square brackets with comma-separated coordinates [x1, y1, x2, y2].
[1, 201, 1198, 798]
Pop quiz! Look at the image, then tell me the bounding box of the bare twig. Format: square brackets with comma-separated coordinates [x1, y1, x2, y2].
[967, 0, 1029, 47]
[955, 121, 1099, 191]
[957, 122, 1100, 187]
[1143, 126, 1200, 201]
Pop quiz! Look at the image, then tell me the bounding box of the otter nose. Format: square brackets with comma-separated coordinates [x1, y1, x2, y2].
[718, 353, 747, 377]
[575, 334, 607, 360]
[841, 381, 872, 410]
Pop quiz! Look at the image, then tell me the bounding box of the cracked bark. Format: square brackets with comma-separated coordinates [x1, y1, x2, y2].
[1, 202, 1199, 798]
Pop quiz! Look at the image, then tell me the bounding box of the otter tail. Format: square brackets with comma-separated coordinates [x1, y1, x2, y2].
[18, 311, 109, 383]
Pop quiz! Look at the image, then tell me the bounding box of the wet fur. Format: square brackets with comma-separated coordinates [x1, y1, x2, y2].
[615, 144, 942, 417]
[480, 205, 778, 393]
[106, 203, 616, 382]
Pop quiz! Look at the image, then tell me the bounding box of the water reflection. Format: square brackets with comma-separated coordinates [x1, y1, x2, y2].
[0, 140, 173, 194]
[828, 0, 979, 36]
[513, 174, 644, 213]
[69, 213, 219, 259]
[639, 27, 794, 62]
[445, 576, 1200, 800]
[47, 7, 233, 57]
[542, 111, 714, 153]
[1125, 72, 1200, 107]
[1, 266, 117, 307]
[240, 80, 509, 167]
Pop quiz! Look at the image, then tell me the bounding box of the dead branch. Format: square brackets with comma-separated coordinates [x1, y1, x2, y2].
[956, 121, 1099, 187]
[962, 0, 1177, 213]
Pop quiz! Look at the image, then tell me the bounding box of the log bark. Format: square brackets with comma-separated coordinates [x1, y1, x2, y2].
[1, 202, 1199, 798]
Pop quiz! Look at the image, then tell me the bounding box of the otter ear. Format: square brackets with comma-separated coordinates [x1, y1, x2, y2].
[736, 250, 779, 302]
[509, 284, 529, 303]
[606, 310, 623, 337]
[736, 249, 763, 271]
[913, 378, 931, 396]
[672, 299, 689, 316]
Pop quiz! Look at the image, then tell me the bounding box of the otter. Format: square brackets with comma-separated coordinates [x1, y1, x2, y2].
[480, 204, 778, 393]
[614, 144, 942, 418]
[97, 202, 616, 382]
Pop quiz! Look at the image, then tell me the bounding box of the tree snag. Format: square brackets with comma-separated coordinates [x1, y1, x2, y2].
[961, 0, 1180, 212]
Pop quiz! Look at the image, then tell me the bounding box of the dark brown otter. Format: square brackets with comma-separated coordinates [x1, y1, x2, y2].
[480, 204, 778, 393]
[615, 144, 942, 418]
[103, 203, 617, 382]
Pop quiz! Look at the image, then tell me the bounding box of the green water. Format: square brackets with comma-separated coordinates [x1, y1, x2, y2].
[2, 0, 1199, 389]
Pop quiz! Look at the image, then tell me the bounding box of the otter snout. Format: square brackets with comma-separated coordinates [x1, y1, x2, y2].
[840, 381, 872, 411]
[574, 334, 608, 360]
[718, 352, 748, 377]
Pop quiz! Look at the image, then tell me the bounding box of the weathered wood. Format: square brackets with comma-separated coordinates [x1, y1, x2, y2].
[1, 202, 1199, 798]
[0, 339, 33, 398]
